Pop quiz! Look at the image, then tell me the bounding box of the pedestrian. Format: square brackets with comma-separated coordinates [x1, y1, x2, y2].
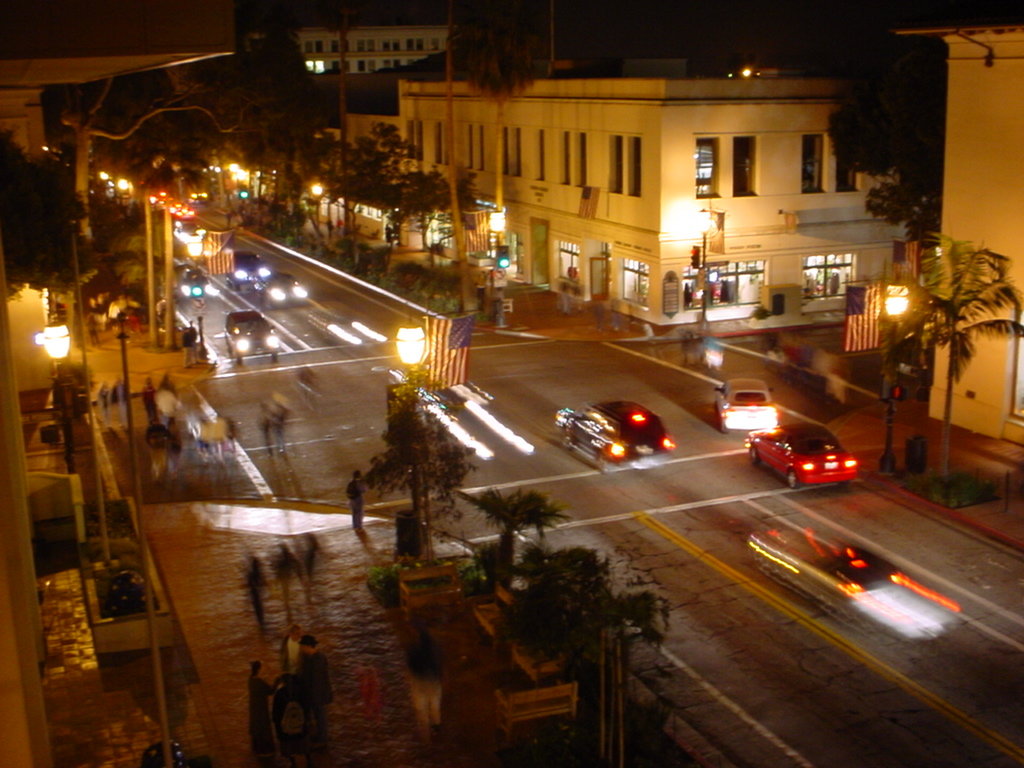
[266, 394, 289, 454]
[182, 323, 198, 367]
[145, 420, 171, 479]
[142, 377, 158, 424]
[591, 297, 609, 331]
[271, 673, 308, 768]
[97, 382, 111, 428]
[86, 311, 101, 346]
[158, 373, 177, 397]
[248, 661, 275, 765]
[273, 545, 301, 621]
[155, 385, 179, 428]
[112, 379, 128, 428]
[298, 635, 333, 749]
[166, 420, 183, 477]
[246, 555, 267, 630]
[346, 470, 367, 530]
[260, 404, 273, 452]
[557, 279, 571, 315]
[127, 306, 141, 334]
[299, 533, 319, 584]
[295, 367, 318, 408]
[406, 625, 443, 741]
[704, 336, 724, 371]
[280, 623, 304, 676]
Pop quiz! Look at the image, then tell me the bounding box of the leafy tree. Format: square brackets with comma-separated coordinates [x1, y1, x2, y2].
[828, 38, 946, 240]
[458, 488, 567, 585]
[0, 132, 84, 296]
[884, 235, 1024, 477]
[365, 367, 475, 560]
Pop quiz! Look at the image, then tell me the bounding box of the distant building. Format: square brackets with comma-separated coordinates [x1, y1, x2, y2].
[394, 76, 898, 329]
[297, 25, 447, 75]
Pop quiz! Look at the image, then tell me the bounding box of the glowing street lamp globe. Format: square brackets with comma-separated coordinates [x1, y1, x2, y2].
[36, 324, 71, 359]
[396, 325, 426, 366]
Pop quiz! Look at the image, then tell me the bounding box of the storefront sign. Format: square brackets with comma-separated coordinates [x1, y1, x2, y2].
[662, 271, 680, 318]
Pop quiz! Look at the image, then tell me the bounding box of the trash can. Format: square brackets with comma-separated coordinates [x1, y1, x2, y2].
[906, 434, 927, 475]
[395, 509, 421, 559]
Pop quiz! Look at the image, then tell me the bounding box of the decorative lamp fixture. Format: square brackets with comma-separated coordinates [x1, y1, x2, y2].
[488, 209, 506, 234]
[36, 324, 71, 359]
[396, 325, 426, 366]
[885, 285, 909, 317]
[186, 240, 203, 258]
[310, 183, 324, 197]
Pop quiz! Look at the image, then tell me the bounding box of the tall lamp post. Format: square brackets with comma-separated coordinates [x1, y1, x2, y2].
[37, 324, 75, 473]
[395, 325, 428, 559]
[879, 285, 909, 474]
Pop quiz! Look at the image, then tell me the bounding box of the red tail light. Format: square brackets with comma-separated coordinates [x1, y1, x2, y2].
[629, 412, 647, 423]
[662, 436, 676, 450]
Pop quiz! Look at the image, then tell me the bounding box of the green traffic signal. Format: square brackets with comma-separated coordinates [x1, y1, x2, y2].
[496, 246, 511, 269]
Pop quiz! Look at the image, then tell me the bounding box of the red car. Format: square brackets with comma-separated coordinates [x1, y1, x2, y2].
[746, 423, 858, 488]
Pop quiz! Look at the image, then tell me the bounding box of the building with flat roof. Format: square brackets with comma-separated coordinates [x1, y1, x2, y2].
[298, 25, 447, 75]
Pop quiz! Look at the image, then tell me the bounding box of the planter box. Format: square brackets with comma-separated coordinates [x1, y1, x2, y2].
[82, 552, 174, 655]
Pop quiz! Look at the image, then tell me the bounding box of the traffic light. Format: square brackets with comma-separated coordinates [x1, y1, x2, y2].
[881, 380, 907, 401]
[238, 189, 250, 199]
[691, 246, 702, 270]
[496, 245, 511, 270]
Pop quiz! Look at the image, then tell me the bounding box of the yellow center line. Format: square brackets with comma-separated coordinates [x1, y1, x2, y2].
[632, 509, 1024, 764]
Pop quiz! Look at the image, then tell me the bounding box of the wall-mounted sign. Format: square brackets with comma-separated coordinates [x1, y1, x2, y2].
[662, 271, 680, 318]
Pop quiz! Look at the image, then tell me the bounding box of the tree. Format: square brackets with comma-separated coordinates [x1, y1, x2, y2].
[365, 367, 475, 560]
[0, 132, 84, 296]
[459, 488, 567, 585]
[828, 38, 946, 240]
[883, 236, 1024, 477]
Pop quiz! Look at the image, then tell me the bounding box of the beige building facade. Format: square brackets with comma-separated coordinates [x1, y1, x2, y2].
[399, 77, 899, 329]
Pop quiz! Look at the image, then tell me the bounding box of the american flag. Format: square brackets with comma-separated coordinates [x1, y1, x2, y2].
[893, 239, 921, 279]
[463, 211, 490, 253]
[204, 230, 235, 274]
[578, 186, 600, 219]
[842, 283, 881, 353]
[424, 314, 475, 389]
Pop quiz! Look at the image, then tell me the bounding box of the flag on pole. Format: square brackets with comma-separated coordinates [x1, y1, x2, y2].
[892, 239, 921, 279]
[203, 230, 235, 274]
[578, 186, 600, 219]
[463, 211, 490, 253]
[424, 315, 475, 389]
[842, 284, 881, 352]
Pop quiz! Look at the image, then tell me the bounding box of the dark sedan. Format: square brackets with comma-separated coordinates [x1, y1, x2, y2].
[556, 400, 675, 470]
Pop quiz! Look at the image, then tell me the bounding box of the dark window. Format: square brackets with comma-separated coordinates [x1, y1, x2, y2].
[537, 129, 545, 181]
[801, 134, 823, 193]
[733, 136, 755, 196]
[695, 138, 717, 198]
[835, 156, 857, 192]
[577, 132, 587, 187]
[562, 131, 571, 185]
[629, 137, 642, 197]
[610, 136, 624, 194]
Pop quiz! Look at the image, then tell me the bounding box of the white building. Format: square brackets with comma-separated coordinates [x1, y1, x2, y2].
[298, 25, 447, 75]
[899, 14, 1024, 443]
[398, 76, 899, 329]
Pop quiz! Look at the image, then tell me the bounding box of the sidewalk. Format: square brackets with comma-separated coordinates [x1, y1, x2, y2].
[26, 263, 1024, 768]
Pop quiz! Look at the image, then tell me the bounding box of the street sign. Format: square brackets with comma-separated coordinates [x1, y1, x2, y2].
[492, 268, 507, 288]
[502, 298, 513, 314]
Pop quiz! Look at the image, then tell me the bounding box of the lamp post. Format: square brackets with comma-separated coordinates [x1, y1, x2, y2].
[879, 285, 909, 474]
[37, 324, 75, 473]
[697, 210, 719, 329]
[394, 325, 428, 560]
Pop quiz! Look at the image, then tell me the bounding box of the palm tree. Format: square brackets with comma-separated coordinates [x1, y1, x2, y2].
[452, 0, 538, 220]
[459, 488, 567, 585]
[884, 235, 1024, 477]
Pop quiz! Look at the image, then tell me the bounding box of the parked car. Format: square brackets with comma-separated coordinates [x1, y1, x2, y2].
[714, 377, 778, 433]
[224, 310, 280, 364]
[746, 423, 858, 488]
[748, 528, 960, 637]
[555, 400, 675, 469]
[262, 272, 309, 306]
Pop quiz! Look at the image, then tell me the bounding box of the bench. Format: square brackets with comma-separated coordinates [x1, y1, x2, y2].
[398, 563, 463, 617]
[510, 641, 565, 684]
[471, 583, 515, 643]
[495, 681, 578, 739]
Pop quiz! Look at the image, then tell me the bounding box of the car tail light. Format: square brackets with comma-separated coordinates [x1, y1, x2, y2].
[843, 459, 858, 468]
[629, 412, 647, 423]
[608, 443, 626, 458]
[800, 462, 816, 471]
[662, 436, 676, 450]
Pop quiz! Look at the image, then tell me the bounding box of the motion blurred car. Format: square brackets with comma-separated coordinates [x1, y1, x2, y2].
[225, 250, 271, 292]
[556, 400, 675, 469]
[748, 527, 960, 638]
[224, 310, 280, 364]
[178, 268, 219, 299]
[747, 423, 858, 488]
[262, 272, 309, 305]
[714, 377, 778, 433]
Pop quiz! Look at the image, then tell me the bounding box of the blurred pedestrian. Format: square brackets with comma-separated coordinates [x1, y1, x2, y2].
[158, 373, 177, 397]
[280, 623, 304, 676]
[295, 367, 319, 408]
[182, 323, 198, 367]
[271, 673, 308, 768]
[298, 635, 333, 749]
[112, 379, 128, 428]
[704, 336, 724, 371]
[273, 545, 301, 621]
[406, 625, 443, 741]
[97, 382, 111, 428]
[248, 661, 275, 765]
[166, 420, 183, 477]
[246, 555, 267, 630]
[142, 377, 158, 424]
[346, 470, 367, 531]
[155, 386, 179, 428]
[591, 297, 609, 330]
[145, 420, 171, 479]
[86, 311, 101, 346]
[266, 394, 289, 454]
[300, 533, 319, 585]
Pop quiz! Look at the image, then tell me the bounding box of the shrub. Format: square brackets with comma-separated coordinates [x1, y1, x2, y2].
[904, 470, 997, 508]
[366, 563, 403, 608]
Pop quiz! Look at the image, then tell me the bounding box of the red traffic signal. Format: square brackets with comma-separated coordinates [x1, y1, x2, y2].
[691, 246, 702, 270]
[881, 381, 907, 401]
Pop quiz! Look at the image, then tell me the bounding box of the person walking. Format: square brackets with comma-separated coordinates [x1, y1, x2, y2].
[246, 556, 267, 630]
[298, 635, 333, 749]
[271, 673, 308, 768]
[248, 661, 275, 766]
[112, 379, 128, 428]
[182, 323, 198, 367]
[145, 420, 171, 480]
[267, 395, 289, 454]
[279, 623, 304, 676]
[142, 378, 158, 424]
[155, 384, 179, 428]
[97, 382, 111, 429]
[346, 470, 367, 531]
[406, 625, 443, 741]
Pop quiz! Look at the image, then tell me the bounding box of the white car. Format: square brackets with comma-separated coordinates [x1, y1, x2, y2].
[714, 377, 778, 433]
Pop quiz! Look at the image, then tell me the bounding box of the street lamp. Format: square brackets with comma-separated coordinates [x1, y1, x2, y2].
[697, 210, 719, 329]
[879, 284, 909, 474]
[396, 325, 426, 366]
[36, 324, 75, 473]
[393, 324, 428, 559]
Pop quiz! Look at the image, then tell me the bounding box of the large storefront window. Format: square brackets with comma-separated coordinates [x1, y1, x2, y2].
[623, 259, 650, 307]
[557, 240, 580, 281]
[803, 253, 853, 297]
[682, 260, 764, 309]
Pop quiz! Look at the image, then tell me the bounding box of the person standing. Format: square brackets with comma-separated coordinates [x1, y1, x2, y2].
[182, 323, 198, 367]
[346, 470, 367, 531]
[248, 660, 275, 765]
[271, 673, 308, 768]
[142, 378, 158, 424]
[298, 635, 333, 748]
[406, 626, 443, 741]
[279, 623, 304, 676]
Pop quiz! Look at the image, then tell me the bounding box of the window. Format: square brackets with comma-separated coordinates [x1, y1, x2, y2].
[503, 127, 521, 176]
[434, 122, 445, 164]
[623, 259, 650, 307]
[312, 60, 325, 74]
[357, 60, 366, 72]
[557, 240, 580, 280]
[415, 38, 424, 51]
[406, 39, 414, 50]
[356, 40, 367, 52]
[477, 125, 485, 169]
[367, 60, 377, 72]
[304, 41, 314, 53]
[802, 253, 853, 298]
[536, 129, 545, 181]
[383, 40, 392, 51]
[407, 120, 423, 161]
[314, 40, 323, 53]
[835, 156, 857, 192]
[695, 138, 717, 198]
[801, 134, 823, 193]
[733, 136, 756, 196]
[562, 131, 571, 185]
[683, 259, 764, 309]
[330, 40, 339, 53]
[610, 136, 624, 194]
[577, 133, 588, 187]
[467, 125, 475, 170]
[628, 137, 642, 197]
[431, 38, 440, 50]
[305, 60, 315, 72]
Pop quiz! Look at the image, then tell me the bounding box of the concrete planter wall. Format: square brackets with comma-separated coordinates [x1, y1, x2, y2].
[82, 556, 174, 654]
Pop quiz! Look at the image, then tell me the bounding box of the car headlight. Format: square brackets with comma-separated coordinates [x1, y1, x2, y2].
[236, 338, 251, 352]
[180, 285, 192, 297]
[269, 288, 287, 302]
[267, 335, 280, 348]
[234, 269, 248, 280]
[293, 286, 308, 298]
[205, 285, 220, 297]
[258, 267, 271, 278]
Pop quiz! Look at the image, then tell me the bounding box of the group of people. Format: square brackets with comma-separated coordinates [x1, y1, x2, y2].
[249, 624, 333, 767]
